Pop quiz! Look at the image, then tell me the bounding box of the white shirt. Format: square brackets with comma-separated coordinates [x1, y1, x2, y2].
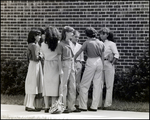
[41, 42, 58, 61]
[104, 40, 119, 59]
[70, 42, 84, 62]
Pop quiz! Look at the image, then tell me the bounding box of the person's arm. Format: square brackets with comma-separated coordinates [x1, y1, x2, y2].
[111, 43, 119, 65]
[57, 43, 64, 96]
[31, 44, 41, 61]
[58, 54, 63, 97]
[74, 41, 86, 62]
[74, 48, 83, 62]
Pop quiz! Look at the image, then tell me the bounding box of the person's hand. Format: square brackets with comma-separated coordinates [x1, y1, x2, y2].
[59, 69, 63, 75]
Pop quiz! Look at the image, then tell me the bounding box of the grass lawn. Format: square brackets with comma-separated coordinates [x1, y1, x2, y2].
[1, 94, 149, 112]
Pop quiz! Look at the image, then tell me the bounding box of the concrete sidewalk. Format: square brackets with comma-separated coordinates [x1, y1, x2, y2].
[1, 104, 149, 119]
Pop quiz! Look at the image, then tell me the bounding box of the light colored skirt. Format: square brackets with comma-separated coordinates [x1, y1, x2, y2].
[25, 60, 43, 94]
[42, 60, 60, 96]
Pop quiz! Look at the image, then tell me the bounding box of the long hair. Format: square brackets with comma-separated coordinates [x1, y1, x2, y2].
[45, 26, 61, 51]
[61, 26, 74, 41]
[27, 29, 41, 44]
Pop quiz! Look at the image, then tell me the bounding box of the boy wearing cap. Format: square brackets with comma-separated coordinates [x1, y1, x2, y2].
[74, 27, 105, 111]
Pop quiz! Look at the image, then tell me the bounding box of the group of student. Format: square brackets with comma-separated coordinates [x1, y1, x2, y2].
[24, 25, 119, 114]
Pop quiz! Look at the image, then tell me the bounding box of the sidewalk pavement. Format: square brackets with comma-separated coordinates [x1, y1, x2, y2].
[1, 104, 149, 119]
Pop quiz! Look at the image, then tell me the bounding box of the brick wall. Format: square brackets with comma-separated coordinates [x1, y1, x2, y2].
[1, 0, 149, 72]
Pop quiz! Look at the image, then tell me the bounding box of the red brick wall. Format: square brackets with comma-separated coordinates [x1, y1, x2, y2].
[1, 0, 149, 71]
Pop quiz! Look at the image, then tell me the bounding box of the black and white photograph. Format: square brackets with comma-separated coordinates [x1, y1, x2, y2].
[1, 0, 149, 119]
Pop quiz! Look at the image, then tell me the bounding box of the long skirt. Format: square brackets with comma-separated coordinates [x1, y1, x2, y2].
[24, 60, 43, 106]
[42, 60, 60, 96]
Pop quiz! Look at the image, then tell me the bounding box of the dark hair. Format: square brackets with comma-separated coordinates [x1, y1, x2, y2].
[27, 29, 41, 44]
[61, 26, 74, 41]
[45, 26, 61, 51]
[85, 27, 97, 38]
[38, 27, 45, 46]
[107, 32, 114, 42]
[38, 28, 45, 35]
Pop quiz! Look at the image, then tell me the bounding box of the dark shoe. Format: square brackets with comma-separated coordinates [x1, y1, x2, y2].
[25, 107, 29, 111]
[35, 108, 42, 111]
[103, 107, 111, 110]
[26, 107, 41, 112]
[62, 109, 70, 113]
[45, 108, 50, 113]
[75, 105, 79, 109]
[71, 109, 81, 112]
[78, 108, 87, 111]
[98, 107, 102, 110]
[88, 107, 97, 111]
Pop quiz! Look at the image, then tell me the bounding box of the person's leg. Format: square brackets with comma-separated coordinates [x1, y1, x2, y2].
[44, 96, 49, 109]
[75, 63, 82, 106]
[61, 61, 71, 109]
[98, 71, 104, 108]
[79, 58, 96, 110]
[26, 94, 36, 109]
[67, 60, 76, 111]
[51, 96, 58, 105]
[90, 60, 103, 110]
[104, 65, 115, 107]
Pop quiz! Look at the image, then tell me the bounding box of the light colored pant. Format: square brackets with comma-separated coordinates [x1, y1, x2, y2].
[79, 57, 103, 109]
[61, 59, 76, 111]
[99, 60, 115, 107]
[24, 94, 36, 109]
[74, 61, 83, 106]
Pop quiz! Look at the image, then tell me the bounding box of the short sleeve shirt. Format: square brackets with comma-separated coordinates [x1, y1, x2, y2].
[104, 40, 119, 59]
[57, 40, 74, 61]
[27, 43, 41, 61]
[81, 38, 104, 58]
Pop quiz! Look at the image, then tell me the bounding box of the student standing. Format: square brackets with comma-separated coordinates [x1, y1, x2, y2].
[57, 26, 81, 113]
[98, 27, 119, 109]
[41, 26, 62, 113]
[24, 29, 44, 112]
[34, 27, 45, 110]
[74, 27, 105, 111]
[70, 30, 84, 107]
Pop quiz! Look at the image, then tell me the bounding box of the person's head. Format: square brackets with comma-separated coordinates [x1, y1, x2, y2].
[71, 30, 80, 43]
[99, 27, 114, 42]
[61, 26, 74, 41]
[27, 29, 41, 44]
[36, 28, 45, 46]
[85, 27, 97, 38]
[45, 26, 61, 51]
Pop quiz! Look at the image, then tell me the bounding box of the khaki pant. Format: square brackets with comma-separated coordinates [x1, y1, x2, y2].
[61, 59, 76, 111]
[79, 57, 103, 109]
[99, 60, 115, 107]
